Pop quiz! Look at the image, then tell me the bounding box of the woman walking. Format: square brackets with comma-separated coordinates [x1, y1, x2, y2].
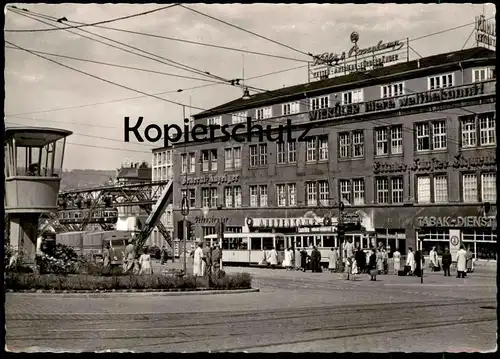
[328, 247, 338, 273]
[392, 248, 401, 275]
[368, 248, 377, 281]
[376, 249, 384, 274]
[138, 248, 153, 275]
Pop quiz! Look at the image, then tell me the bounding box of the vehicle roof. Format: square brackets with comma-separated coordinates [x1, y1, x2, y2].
[204, 232, 285, 238]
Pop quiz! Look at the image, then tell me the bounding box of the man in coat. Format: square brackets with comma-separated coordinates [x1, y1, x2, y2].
[312, 246, 322, 272]
[211, 244, 222, 277]
[456, 245, 467, 278]
[202, 242, 212, 278]
[355, 247, 365, 274]
[441, 247, 452, 276]
[406, 247, 416, 275]
[123, 239, 136, 274]
[429, 246, 439, 271]
[414, 250, 423, 277]
[193, 241, 206, 277]
[300, 248, 308, 272]
[465, 246, 474, 273]
[269, 247, 279, 269]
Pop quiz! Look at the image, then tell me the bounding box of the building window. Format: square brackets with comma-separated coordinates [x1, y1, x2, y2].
[433, 175, 448, 203]
[233, 147, 241, 168]
[339, 179, 364, 205]
[231, 112, 247, 124]
[287, 141, 297, 163]
[460, 112, 496, 148]
[472, 67, 495, 83]
[318, 180, 329, 206]
[375, 128, 388, 156]
[259, 185, 268, 207]
[225, 186, 242, 208]
[417, 176, 431, 204]
[391, 126, 403, 154]
[201, 151, 210, 172]
[259, 144, 267, 166]
[428, 73, 454, 90]
[188, 153, 195, 173]
[201, 187, 218, 208]
[339, 180, 351, 204]
[342, 89, 363, 105]
[207, 116, 222, 126]
[282, 101, 300, 115]
[376, 178, 389, 204]
[181, 189, 196, 208]
[306, 138, 317, 162]
[287, 183, 297, 206]
[381, 82, 404, 98]
[249, 145, 258, 167]
[306, 182, 317, 206]
[376, 126, 403, 156]
[311, 96, 329, 110]
[391, 177, 404, 203]
[319, 136, 328, 161]
[181, 154, 187, 173]
[277, 142, 286, 164]
[210, 150, 217, 171]
[352, 131, 364, 157]
[225, 148, 233, 170]
[249, 185, 258, 207]
[339, 133, 350, 158]
[415, 120, 447, 152]
[481, 173, 496, 202]
[416, 174, 448, 204]
[462, 174, 478, 203]
[256, 107, 272, 120]
[277, 184, 286, 207]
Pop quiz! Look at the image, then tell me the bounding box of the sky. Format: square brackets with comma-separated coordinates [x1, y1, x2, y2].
[4, 3, 496, 170]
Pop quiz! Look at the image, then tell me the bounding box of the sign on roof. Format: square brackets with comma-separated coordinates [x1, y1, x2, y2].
[475, 15, 496, 49]
[309, 32, 409, 81]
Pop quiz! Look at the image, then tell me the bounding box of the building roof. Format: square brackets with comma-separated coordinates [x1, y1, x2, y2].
[193, 47, 496, 119]
[4, 127, 73, 147]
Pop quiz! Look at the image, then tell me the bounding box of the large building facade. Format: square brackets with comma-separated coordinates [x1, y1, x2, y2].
[154, 47, 496, 260]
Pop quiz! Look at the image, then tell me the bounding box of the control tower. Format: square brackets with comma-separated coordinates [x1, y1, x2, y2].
[4, 126, 72, 265]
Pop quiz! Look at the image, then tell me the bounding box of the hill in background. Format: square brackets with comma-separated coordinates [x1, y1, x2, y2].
[60, 169, 116, 190]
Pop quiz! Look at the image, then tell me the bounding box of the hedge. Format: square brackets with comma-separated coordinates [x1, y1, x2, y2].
[5, 272, 252, 292]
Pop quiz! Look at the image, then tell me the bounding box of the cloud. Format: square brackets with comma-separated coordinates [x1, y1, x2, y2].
[4, 3, 494, 169]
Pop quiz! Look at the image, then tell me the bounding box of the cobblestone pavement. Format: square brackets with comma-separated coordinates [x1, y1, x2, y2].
[6, 265, 497, 353]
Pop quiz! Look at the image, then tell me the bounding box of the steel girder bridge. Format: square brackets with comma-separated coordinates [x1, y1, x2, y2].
[39, 180, 173, 248]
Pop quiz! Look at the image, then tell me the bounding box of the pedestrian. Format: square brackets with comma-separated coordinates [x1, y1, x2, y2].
[123, 239, 136, 274]
[139, 248, 153, 275]
[102, 243, 111, 276]
[344, 238, 354, 262]
[283, 247, 292, 270]
[300, 248, 307, 272]
[392, 248, 401, 275]
[203, 241, 212, 278]
[314, 246, 322, 272]
[406, 247, 416, 275]
[295, 247, 301, 270]
[382, 248, 389, 274]
[429, 246, 438, 271]
[211, 244, 222, 277]
[368, 248, 377, 281]
[160, 246, 167, 265]
[193, 241, 205, 277]
[465, 246, 473, 273]
[441, 247, 452, 276]
[351, 258, 358, 280]
[456, 245, 467, 278]
[414, 249, 423, 277]
[354, 247, 364, 274]
[376, 248, 383, 274]
[269, 247, 279, 269]
[328, 247, 337, 273]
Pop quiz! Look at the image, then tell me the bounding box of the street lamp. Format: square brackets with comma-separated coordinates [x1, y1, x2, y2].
[418, 232, 425, 284]
[181, 195, 189, 276]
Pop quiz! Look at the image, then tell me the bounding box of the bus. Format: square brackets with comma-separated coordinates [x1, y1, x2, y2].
[204, 232, 286, 266]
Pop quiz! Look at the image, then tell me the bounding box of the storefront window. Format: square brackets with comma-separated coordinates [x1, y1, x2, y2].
[463, 229, 497, 260]
[419, 229, 449, 255]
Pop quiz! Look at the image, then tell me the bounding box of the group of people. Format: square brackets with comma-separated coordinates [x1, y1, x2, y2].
[192, 240, 222, 278]
[103, 239, 154, 275]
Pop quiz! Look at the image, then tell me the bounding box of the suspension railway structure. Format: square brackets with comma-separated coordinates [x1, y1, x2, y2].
[39, 180, 174, 250]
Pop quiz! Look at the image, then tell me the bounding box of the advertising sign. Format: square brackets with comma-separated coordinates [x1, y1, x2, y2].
[309, 32, 408, 80]
[449, 230, 461, 261]
[475, 15, 496, 49]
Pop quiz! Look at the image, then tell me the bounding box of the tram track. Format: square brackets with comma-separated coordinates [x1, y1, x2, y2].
[6, 298, 496, 352]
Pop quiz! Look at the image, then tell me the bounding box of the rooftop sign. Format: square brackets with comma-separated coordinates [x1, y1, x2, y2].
[475, 15, 496, 49]
[309, 32, 408, 80]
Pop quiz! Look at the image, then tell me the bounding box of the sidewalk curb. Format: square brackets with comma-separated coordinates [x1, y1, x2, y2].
[6, 288, 260, 298]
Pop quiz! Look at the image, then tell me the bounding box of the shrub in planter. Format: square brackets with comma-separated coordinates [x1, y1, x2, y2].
[6, 272, 252, 291]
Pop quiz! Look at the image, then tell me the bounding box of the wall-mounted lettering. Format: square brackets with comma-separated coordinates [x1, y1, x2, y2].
[194, 216, 228, 225]
[417, 216, 496, 228]
[180, 174, 239, 186]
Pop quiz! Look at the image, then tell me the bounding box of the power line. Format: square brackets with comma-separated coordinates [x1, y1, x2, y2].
[6, 40, 207, 112]
[5, 121, 152, 154]
[8, 7, 309, 64]
[5, 4, 179, 32]
[409, 16, 494, 42]
[5, 45, 229, 85]
[7, 9, 228, 85]
[4, 64, 307, 117]
[179, 4, 312, 58]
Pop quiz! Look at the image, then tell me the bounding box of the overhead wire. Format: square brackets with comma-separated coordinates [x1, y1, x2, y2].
[4, 4, 180, 32]
[7, 6, 309, 64]
[178, 4, 312, 59]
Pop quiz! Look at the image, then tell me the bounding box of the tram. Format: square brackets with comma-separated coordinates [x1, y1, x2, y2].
[58, 208, 119, 224]
[204, 232, 286, 266]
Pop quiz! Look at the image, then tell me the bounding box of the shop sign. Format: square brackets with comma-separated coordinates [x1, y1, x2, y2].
[194, 216, 228, 224]
[250, 217, 328, 228]
[180, 174, 239, 186]
[310, 34, 407, 80]
[475, 15, 496, 48]
[374, 153, 496, 174]
[298, 226, 337, 233]
[416, 216, 496, 228]
[365, 83, 484, 113]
